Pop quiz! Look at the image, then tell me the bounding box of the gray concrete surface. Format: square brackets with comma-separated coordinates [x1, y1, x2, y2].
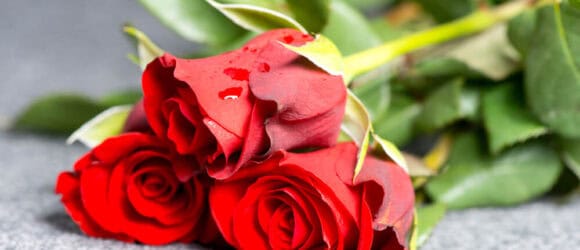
[0, 1, 578, 249]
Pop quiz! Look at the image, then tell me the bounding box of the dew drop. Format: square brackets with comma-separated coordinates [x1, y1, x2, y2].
[206, 120, 217, 128]
[257, 63, 270, 73]
[223, 68, 250, 81]
[282, 35, 294, 44]
[218, 87, 243, 101]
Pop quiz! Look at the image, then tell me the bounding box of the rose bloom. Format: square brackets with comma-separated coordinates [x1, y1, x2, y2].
[209, 142, 415, 249]
[55, 133, 219, 245]
[142, 29, 346, 179]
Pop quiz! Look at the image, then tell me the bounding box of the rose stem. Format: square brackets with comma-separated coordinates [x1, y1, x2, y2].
[343, 0, 553, 82]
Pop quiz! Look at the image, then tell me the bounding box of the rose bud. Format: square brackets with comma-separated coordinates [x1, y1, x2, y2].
[209, 142, 415, 249]
[142, 29, 346, 179]
[55, 133, 220, 245]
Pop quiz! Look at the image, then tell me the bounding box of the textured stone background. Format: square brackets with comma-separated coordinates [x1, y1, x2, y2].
[0, 1, 578, 249]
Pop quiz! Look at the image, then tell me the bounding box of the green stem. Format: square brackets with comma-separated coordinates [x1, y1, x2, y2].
[123, 25, 164, 56]
[344, 0, 545, 80]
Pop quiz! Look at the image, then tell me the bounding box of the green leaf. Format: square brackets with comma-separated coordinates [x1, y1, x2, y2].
[423, 133, 454, 171]
[13, 94, 106, 134]
[282, 34, 344, 76]
[373, 93, 421, 146]
[99, 90, 143, 107]
[415, 79, 479, 133]
[414, 0, 476, 23]
[426, 131, 563, 209]
[403, 153, 435, 177]
[123, 25, 164, 70]
[342, 90, 372, 180]
[570, 0, 580, 9]
[405, 24, 519, 82]
[139, 0, 246, 45]
[342, 89, 409, 176]
[507, 9, 538, 56]
[370, 18, 410, 42]
[205, 31, 259, 55]
[440, 24, 520, 81]
[415, 203, 446, 247]
[409, 209, 419, 250]
[373, 134, 409, 173]
[321, 1, 381, 56]
[210, 0, 330, 32]
[411, 134, 453, 188]
[395, 58, 479, 93]
[482, 83, 548, 154]
[459, 86, 480, 123]
[286, 0, 330, 32]
[352, 76, 390, 120]
[413, 58, 477, 79]
[207, 0, 307, 33]
[67, 106, 132, 148]
[215, 0, 274, 7]
[338, 0, 395, 10]
[525, 3, 580, 138]
[561, 138, 580, 178]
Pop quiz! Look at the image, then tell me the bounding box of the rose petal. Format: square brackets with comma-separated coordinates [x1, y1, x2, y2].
[127, 165, 187, 225]
[250, 41, 346, 153]
[56, 172, 130, 241]
[70, 133, 209, 245]
[165, 103, 198, 154]
[209, 180, 248, 246]
[80, 164, 121, 233]
[208, 100, 273, 179]
[212, 155, 361, 249]
[91, 133, 161, 164]
[268, 205, 293, 248]
[142, 55, 181, 138]
[202, 117, 243, 162]
[123, 99, 151, 133]
[171, 52, 254, 138]
[336, 150, 415, 249]
[281, 143, 360, 222]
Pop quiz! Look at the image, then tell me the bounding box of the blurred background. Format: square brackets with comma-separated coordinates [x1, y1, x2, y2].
[0, 1, 192, 122]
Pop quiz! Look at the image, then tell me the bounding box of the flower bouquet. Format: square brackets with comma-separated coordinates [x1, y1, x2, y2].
[13, 0, 579, 249]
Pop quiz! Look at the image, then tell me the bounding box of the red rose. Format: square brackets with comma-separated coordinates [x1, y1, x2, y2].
[142, 29, 346, 179]
[55, 133, 219, 245]
[209, 143, 415, 249]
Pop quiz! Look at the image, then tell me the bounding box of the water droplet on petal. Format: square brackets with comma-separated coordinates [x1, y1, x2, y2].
[282, 35, 294, 44]
[223, 68, 249, 81]
[257, 63, 270, 73]
[219, 87, 243, 101]
[206, 120, 217, 128]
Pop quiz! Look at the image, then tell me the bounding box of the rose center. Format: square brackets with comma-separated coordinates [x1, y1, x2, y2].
[140, 173, 170, 198]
